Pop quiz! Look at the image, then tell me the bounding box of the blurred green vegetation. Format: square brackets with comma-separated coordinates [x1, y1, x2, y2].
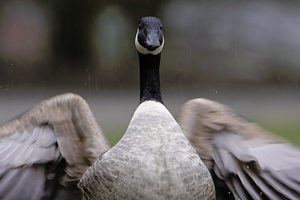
[106, 132, 124, 147]
[261, 123, 300, 147]
[105, 123, 300, 148]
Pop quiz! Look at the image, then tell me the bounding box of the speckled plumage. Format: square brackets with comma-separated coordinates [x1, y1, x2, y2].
[79, 16, 215, 199]
[79, 101, 215, 199]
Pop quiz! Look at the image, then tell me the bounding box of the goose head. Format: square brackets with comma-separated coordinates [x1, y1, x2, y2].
[135, 16, 164, 55]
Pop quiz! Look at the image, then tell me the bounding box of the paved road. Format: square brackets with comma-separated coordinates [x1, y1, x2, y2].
[0, 86, 299, 138]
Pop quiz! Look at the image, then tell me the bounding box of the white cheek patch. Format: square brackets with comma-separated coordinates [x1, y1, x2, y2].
[135, 29, 164, 55]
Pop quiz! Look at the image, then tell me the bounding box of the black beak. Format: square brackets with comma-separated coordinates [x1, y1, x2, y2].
[146, 32, 160, 51]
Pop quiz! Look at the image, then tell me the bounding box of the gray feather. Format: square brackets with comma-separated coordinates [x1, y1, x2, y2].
[0, 166, 45, 200]
[0, 93, 110, 199]
[178, 98, 300, 200]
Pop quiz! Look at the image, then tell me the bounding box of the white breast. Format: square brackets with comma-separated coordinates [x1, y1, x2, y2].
[79, 100, 214, 199]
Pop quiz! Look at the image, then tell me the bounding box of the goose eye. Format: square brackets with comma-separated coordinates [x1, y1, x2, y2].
[160, 26, 163, 30]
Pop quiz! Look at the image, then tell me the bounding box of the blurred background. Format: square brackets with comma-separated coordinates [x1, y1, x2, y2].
[0, 0, 299, 146]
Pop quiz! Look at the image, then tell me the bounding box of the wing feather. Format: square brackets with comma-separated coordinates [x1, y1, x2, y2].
[224, 179, 242, 200]
[242, 163, 283, 200]
[261, 172, 300, 199]
[231, 177, 252, 200]
[0, 93, 110, 199]
[178, 98, 300, 200]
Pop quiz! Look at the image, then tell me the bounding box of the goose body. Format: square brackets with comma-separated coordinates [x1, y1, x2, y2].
[80, 101, 213, 199]
[0, 93, 110, 199]
[178, 98, 300, 200]
[79, 17, 215, 199]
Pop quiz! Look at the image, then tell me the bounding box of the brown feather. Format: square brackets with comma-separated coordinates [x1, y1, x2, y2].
[0, 93, 110, 199]
[178, 98, 300, 200]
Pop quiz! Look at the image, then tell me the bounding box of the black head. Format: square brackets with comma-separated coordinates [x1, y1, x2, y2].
[135, 16, 164, 55]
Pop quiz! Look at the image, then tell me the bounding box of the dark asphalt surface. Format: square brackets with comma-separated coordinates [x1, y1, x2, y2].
[0, 86, 299, 138]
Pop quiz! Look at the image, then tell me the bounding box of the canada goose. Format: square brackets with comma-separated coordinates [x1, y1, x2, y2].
[4, 15, 297, 200]
[78, 17, 215, 199]
[0, 93, 110, 200]
[178, 98, 300, 200]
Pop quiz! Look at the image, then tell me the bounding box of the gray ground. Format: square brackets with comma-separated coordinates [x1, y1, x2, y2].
[0, 86, 299, 138]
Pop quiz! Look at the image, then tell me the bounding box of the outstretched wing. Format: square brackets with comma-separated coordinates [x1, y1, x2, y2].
[178, 98, 300, 200]
[0, 93, 110, 200]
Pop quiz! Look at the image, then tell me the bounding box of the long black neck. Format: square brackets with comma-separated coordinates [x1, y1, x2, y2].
[138, 52, 163, 104]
